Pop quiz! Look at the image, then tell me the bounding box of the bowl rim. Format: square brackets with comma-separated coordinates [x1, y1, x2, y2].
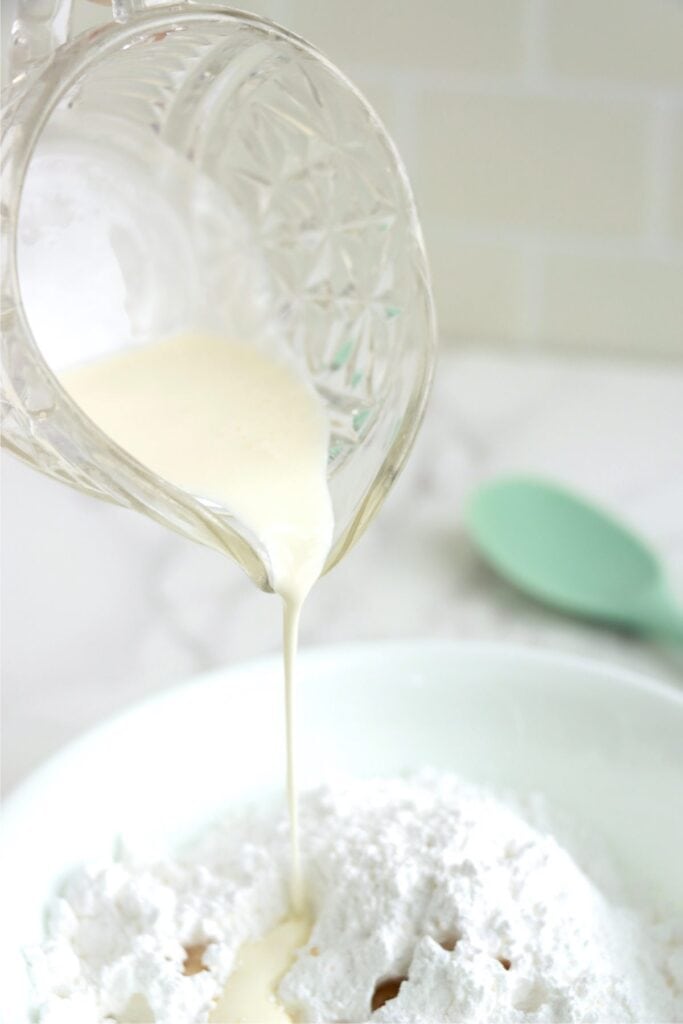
[3, 637, 681, 830]
[2, 638, 682, 1024]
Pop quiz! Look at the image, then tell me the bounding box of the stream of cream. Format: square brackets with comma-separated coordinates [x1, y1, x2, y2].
[61, 333, 333, 937]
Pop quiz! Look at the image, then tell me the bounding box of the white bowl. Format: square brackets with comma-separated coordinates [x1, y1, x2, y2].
[2, 640, 682, 1023]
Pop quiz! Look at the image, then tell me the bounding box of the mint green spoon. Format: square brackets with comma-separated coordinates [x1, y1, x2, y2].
[464, 477, 683, 643]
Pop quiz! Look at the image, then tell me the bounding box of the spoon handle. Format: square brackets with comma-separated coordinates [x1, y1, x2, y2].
[638, 588, 683, 644]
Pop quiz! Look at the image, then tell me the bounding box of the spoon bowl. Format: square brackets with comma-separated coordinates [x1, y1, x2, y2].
[465, 477, 683, 642]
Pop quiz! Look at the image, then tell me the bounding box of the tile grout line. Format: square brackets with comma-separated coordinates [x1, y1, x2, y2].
[519, 244, 545, 345]
[522, 0, 547, 86]
[644, 97, 676, 254]
[423, 221, 683, 262]
[342, 63, 683, 108]
[385, 72, 419, 178]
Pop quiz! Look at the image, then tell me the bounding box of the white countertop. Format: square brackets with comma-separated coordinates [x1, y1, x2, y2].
[2, 346, 682, 794]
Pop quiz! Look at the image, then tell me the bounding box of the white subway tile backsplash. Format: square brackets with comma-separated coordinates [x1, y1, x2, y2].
[71, 0, 674, 356]
[424, 228, 528, 342]
[286, 0, 527, 75]
[542, 254, 683, 356]
[546, 0, 683, 90]
[415, 92, 649, 238]
[275, 0, 683, 355]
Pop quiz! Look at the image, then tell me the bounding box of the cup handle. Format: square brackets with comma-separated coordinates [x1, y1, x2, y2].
[9, 0, 115, 85]
[9, 0, 74, 84]
[8, 0, 174, 87]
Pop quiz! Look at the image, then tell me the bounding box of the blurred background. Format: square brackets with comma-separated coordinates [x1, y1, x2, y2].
[2, 0, 683, 792]
[272, 0, 683, 356]
[65, 0, 683, 355]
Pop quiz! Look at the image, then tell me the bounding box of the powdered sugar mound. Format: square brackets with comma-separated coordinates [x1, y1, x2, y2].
[27, 813, 290, 1024]
[27, 774, 683, 1023]
[286, 775, 681, 1023]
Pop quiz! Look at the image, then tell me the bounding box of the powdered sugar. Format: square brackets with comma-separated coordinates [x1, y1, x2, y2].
[28, 773, 683, 1023]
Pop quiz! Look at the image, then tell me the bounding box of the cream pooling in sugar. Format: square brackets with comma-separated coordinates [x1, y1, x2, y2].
[61, 332, 334, 914]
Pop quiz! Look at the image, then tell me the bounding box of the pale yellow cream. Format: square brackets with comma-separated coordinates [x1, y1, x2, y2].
[61, 334, 334, 918]
[209, 918, 310, 1023]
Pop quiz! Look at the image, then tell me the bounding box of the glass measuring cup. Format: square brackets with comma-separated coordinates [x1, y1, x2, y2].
[1, 0, 436, 591]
